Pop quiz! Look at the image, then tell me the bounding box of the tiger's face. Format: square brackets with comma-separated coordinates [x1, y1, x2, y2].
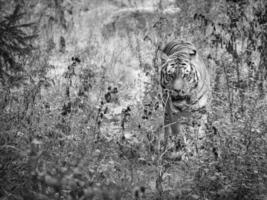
[161, 56, 200, 111]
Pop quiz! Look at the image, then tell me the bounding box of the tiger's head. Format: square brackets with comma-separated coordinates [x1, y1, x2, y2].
[160, 40, 210, 112]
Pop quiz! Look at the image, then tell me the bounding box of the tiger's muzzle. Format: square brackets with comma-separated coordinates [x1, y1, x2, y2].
[167, 89, 191, 112]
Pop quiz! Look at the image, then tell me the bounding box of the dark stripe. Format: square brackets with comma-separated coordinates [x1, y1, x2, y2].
[190, 88, 208, 106]
[163, 42, 178, 56]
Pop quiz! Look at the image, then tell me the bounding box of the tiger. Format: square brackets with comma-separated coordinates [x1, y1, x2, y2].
[160, 40, 211, 151]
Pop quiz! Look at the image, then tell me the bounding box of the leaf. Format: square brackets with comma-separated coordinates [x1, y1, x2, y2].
[191, 194, 200, 199]
[209, 176, 217, 181]
[12, 5, 21, 18]
[22, 35, 38, 41]
[44, 175, 59, 186]
[32, 138, 42, 145]
[10, 22, 36, 28]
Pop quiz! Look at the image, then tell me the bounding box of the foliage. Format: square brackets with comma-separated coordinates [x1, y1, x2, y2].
[0, 5, 36, 88]
[191, 1, 267, 199]
[0, 0, 266, 200]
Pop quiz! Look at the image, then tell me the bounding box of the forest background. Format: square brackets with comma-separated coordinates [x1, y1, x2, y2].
[0, 0, 266, 199]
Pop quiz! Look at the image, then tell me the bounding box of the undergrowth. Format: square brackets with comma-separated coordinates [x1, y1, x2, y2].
[0, 1, 267, 200]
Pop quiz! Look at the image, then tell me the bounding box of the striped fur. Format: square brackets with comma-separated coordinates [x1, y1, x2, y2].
[160, 40, 211, 148]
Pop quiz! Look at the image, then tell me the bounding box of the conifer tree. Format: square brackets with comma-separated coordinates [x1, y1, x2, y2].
[0, 5, 37, 88]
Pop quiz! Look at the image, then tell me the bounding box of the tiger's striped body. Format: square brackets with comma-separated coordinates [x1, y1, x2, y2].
[160, 40, 211, 149]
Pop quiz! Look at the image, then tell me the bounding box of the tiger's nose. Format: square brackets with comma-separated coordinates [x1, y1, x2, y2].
[173, 89, 181, 94]
[171, 89, 181, 96]
[172, 89, 185, 96]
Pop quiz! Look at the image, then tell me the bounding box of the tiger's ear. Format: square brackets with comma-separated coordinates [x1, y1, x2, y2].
[189, 49, 197, 56]
[161, 52, 169, 63]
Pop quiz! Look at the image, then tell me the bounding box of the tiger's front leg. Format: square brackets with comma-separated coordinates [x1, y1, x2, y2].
[193, 112, 208, 154]
[163, 99, 184, 151]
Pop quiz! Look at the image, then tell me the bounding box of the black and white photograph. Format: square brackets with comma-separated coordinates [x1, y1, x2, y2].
[0, 0, 266, 199]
